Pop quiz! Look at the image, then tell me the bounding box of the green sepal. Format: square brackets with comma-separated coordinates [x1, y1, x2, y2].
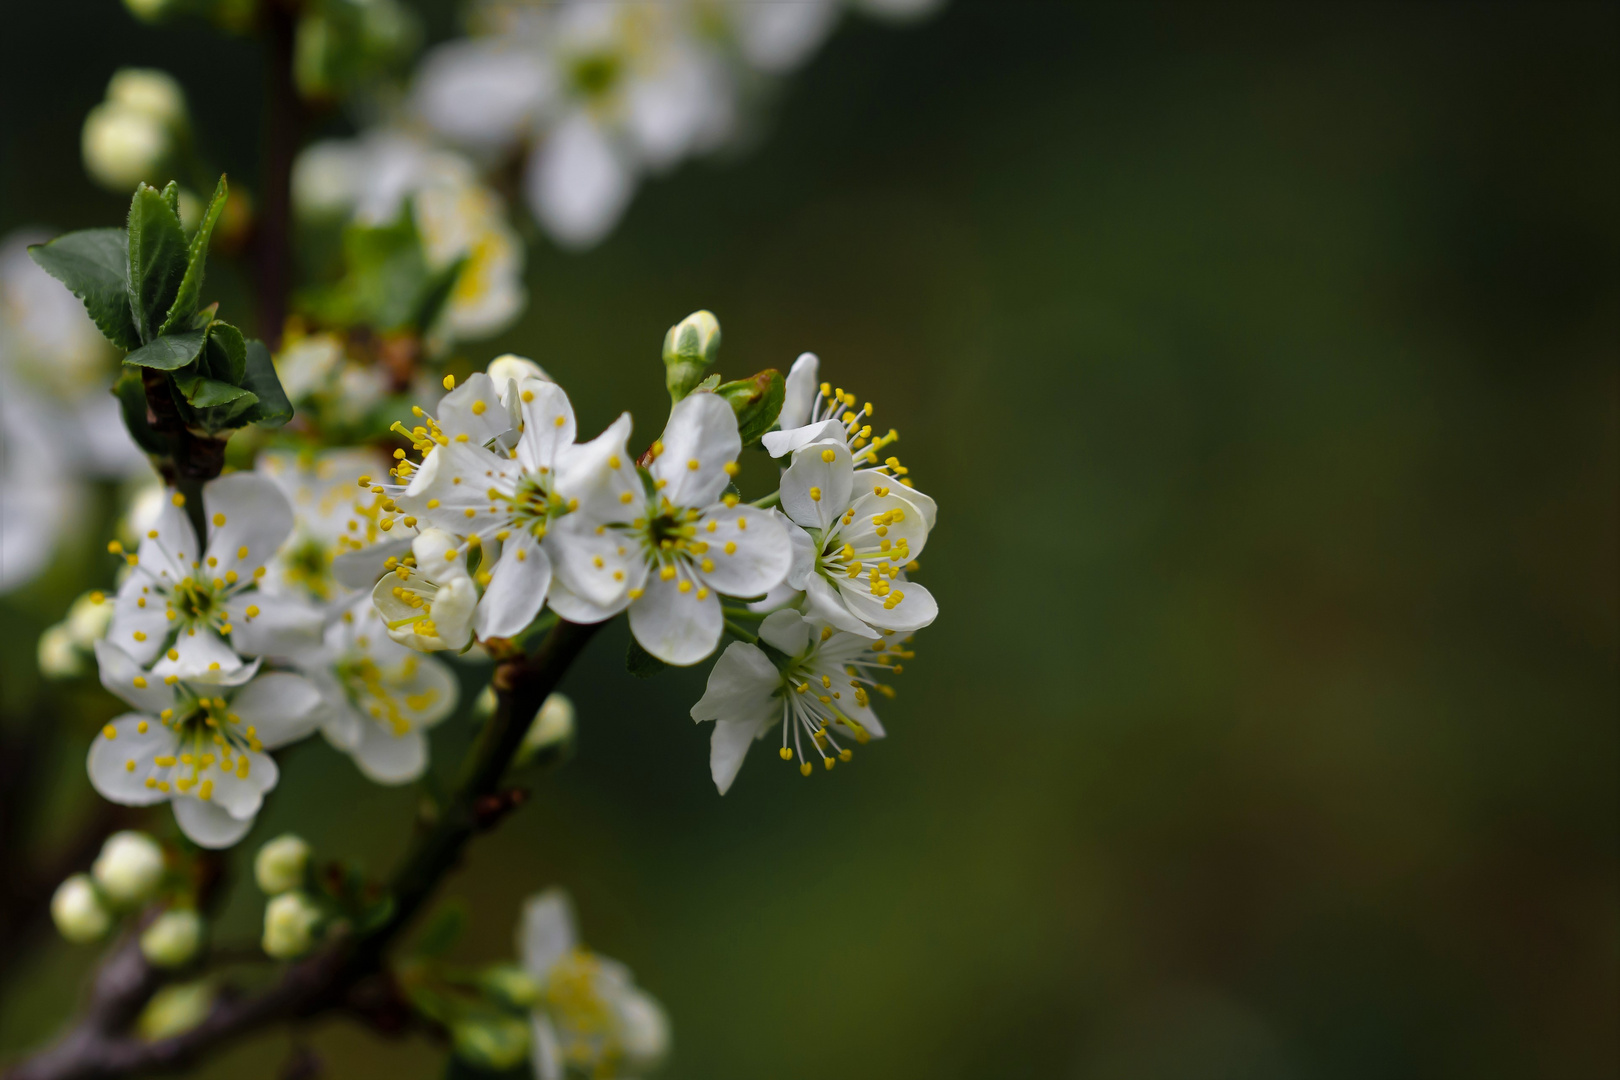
[717, 368, 786, 446]
[692, 373, 720, 394]
[124, 328, 208, 371]
[159, 175, 228, 336]
[175, 373, 255, 409]
[112, 369, 172, 456]
[413, 901, 467, 959]
[27, 229, 140, 349]
[237, 340, 294, 427]
[126, 183, 190, 343]
[626, 638, 668, 679]
[203, 320, 246, 384]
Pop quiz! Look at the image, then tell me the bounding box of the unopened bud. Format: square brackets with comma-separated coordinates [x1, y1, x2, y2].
[65, 590, 114, 648]
[136, 981, 214, 1041]
[662, 310, 721, 402]
[478, 963, 542, 1009]
[52, 874, 112, 944]
[37, 624, 85, 679]
[516, 692, 574, 765]
[92, 830, 166, 905]
[452, 1013, 531, 1070]
[106, 69, 187, 128]
[82, 103, 170, 191]
[123, 0, 181, 24]
[716, 369, 786, 446]
[254, 834, 311, 895]
[486, 354, 549, 388]
[262, 891, 324, 959]
[141, 908, 204, 968]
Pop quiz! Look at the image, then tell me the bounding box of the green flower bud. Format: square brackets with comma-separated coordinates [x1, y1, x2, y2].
[37, 624, 84, 679]
[516, 692, 574, 765]
[52, 874, 112, 944]
[477, 963, 543, 1009]
[662, 310, 721, 402]
[716, 369, 786, 446]
[452, 1013, 532, 1070]
[254, 834, 311, 895]
[92, 831, 166, 906]
[140, 908, 204, 968]
[136, 981, 214, 1040]
[262, 891, 324, 959]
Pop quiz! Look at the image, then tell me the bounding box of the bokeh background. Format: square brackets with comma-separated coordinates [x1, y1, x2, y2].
[2, 2, 1617, 1078]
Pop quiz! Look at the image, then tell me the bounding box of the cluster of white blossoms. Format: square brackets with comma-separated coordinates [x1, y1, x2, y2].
[409, 0, 944, 249]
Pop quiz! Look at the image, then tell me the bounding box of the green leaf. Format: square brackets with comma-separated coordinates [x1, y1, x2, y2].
[717, 368, 786, 446]
[409, 254, 467, 333]
[626, 638, 668, 679]
[159, 176, 228, 335]
[175, 374, 255, 409]
[27, 229, 139, 349]
[237, 340, 294, 427]
[124, 329, 208, 371]
[126, 184, 190, 343]
[111, 370, 170, 455]
[204, 320, 246, 384]
[159, 180, 181, 220]
[413, 901, 467, 958]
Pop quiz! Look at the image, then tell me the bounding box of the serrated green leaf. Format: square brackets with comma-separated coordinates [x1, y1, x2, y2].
[204, 320, 246, 384]
[124, 329, 208, 371]
[27, 229, 139, 349]
[627, 638, 668, 679]
[112, 369, 170, 455]
[175, 374, 254, 408]
[190, 302, 219, 330]
[127, 184, 190, 343]
[160, 181, 181, 219]
[160, 176, 228, 335]
[238, 340, 294, 427]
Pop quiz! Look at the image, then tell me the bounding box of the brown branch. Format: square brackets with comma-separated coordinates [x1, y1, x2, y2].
[254, 0, 306, 352]
[4, 618, 600, 1080]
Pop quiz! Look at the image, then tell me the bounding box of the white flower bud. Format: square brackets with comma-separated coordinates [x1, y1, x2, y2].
[37, 624, 85, 679]
[140, 908, 204, 968]
[662, 309, 722, 401]
[65, 590, 114, 649]
[92, 831, 166, 905]
[105, 69, 187, 129]
[254, 834, 311, 895]
[262, 891, 323, 959]
[516, 692, 574, 764]
[485, 354, 549, 387]
[52, 874, 112, 944]
[82, 103, 170, 191]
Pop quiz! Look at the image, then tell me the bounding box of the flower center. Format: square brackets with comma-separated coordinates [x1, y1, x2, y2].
[142, 690, 261, 800]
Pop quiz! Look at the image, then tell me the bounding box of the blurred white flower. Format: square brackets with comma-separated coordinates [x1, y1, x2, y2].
[140, 908, 204, 968]
[371, 528, 479, 652]
[258, 447, 402, 604]
[52, 874, 112, 944]
[254, 834, 312, 895]
[520, 889, 670, 1079]
[263, 890, 324, 959]
[91, 830, 166, 905]
[86, 640, 322, 849]
[81, 69, 188, 192]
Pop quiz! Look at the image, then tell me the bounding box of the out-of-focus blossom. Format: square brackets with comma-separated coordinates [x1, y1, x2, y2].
[81, 69, 189, 192]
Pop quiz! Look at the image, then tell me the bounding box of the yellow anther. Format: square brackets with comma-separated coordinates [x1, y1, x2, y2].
[613, 570, 625, 581]
[701, 558, 715, 573]
[839, 748, 853, 762]
[445, 549, 459, 561]
[133, 676, 147, 688]
[102, 724, 117, 739]
[810, 486, 822, 502]
[132, 630, 147, 642]
[724, 461, 740, 477]
[824, 757, 835, 770]
[554, 415, 566, 428]
[212, 513, 226, 527]
[800, 761, 813, 777]
[821, 448, 836, 462]
[443, 374, 456, 390]
[471, 399, 487, 415]
[358, 475, 372, 487]
[687, 458, 700, 471]
[137, 720, 149, 733]
[107, 540, 123, 554]
[620, 491, 635, 504]
[427, 499, 440, 509]
[678, 580, 692, 594]
[724, 541, 737, 555]
[171, 492, 185, 507]
[722, 494, 739, 508]
[779, 747, 793, 760]
[660, 566, 677, 581]
[737, 516, 748, 530]
[404, 516, 418, 528]
[464, 508, 477, 519]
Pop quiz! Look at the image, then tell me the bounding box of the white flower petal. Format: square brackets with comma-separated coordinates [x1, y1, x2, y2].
[757, 610, 810, 656]
[710, 717, 764, 796]
[515, 379, 576, 475]
[651, 394, 740, 508]
[837, 575, 938, 634]
[545, 573, 630, 625]
[853, 468, 936, 530]
[475, 533, 552, 639]
[521, 889, 578, 979]
[86, 713, 176, 806]
[332, 537, 413, 589]
[530, 1013, 563, 1080]
[412, 40, 552, 150]
[172, 796, 254, 849]
[556, 413, 641, 521]
[547, 514, 637, 608]
[842, 488, 932, 563]
[105, 585, 172, 668]
[226, 592, 323, 659]
[204, 473, 294, 582]
[229, 673, 322, 749]
[350, 724, 428, 785]
[527, 114, 635, 251]
[629, 569, 722, 666]
[94, 639, 179, 714]
[151, 629, 248, 682]
[803, 574, 879, 638]
[777, 352, 820, 429]
[690, 641, 781, 726]
[783, 518, 818, 590]
[761, 417, 845, 459]
[135, 500, 199, 580]
[692, 505, 790, 598]
[780, 439, 854, 533]
[437, 372, 514, 446]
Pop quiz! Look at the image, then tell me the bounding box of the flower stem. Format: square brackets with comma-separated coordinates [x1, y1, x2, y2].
[750, 491, 781, 510]
[722, 619, 759, 644]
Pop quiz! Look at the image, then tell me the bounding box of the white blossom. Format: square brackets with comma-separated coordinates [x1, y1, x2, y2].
[520, 889, 670, 1080]
[86, 641, 322, 849]
[371, 528, 479, 652]
[691, 609, 913, 792]
[257, 448, 404, 604]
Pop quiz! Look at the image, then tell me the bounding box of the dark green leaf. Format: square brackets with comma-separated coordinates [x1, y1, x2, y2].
[160, 175, 228, 335]
[111, 370, 170, 455]
[27, 229, 139, 349]
[126, 184, 190, 343]
[159, 180, 181, 219]
[718, 368, 786, 446]
[175, 374, 255, 408]
[204, 320, 246, 384]
[124, 329, 208, 371]
[627, 638, 668, 679]
[413, 901, 467, 958]
[237, 340, 294, 427]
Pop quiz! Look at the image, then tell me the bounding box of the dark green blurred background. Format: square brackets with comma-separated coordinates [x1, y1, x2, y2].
[2, 2, 1617, 1077]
